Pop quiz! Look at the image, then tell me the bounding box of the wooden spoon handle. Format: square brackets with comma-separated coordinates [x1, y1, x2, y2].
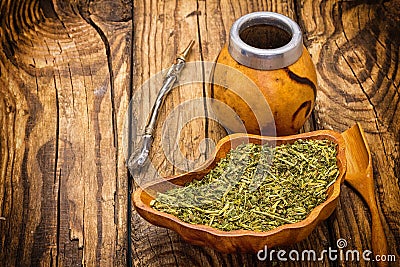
[370, 207, 389, 267]
[346, 179, 388, 266]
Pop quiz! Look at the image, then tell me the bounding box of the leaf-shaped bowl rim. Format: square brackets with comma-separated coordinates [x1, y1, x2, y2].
[133, 130, 346, 251]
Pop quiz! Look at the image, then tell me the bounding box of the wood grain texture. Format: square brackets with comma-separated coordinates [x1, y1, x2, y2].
[298, 0, 400, 266]
[130, 1, 338, 267]
[0, 0, 131, 265]
[131, 0, 399, 266]
[0, 0, 399, 266]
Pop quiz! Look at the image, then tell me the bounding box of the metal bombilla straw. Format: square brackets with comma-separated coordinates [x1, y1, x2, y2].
[128, 40, 195, 172]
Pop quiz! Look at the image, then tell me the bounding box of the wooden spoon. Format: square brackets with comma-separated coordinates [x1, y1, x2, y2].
[342, 123, 388, 266]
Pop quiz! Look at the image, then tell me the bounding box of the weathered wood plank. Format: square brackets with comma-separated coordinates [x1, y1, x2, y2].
[0, 0, 131, 265]
[129, 1, 335, 267]
[130, 0, 399, 266]
[299, 0, 400, 265]
[0, 0, 398, 266]
[130, 0, 215, 265]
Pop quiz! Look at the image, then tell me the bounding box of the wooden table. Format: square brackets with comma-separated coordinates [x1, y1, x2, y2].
[1, 0, 399, 266]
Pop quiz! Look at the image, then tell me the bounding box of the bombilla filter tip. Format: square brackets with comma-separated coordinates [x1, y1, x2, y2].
[177, 40, 195, 61]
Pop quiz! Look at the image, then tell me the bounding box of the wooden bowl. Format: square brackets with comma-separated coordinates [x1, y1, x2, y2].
[133, 130, 346, 253]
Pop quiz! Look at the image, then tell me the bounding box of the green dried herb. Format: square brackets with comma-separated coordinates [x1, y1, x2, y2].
[151, 139, 339, 232]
